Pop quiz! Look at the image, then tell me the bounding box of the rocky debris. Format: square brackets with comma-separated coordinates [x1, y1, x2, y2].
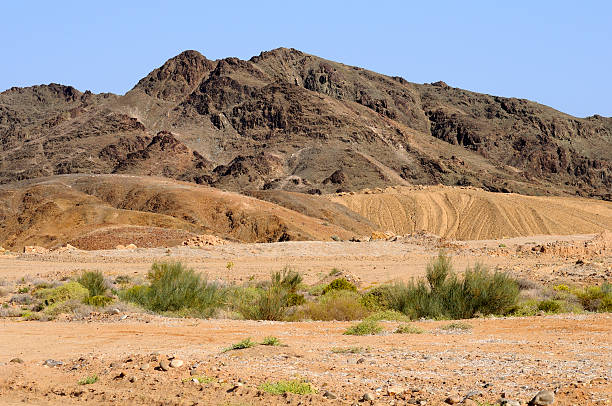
[528, 390, 555, 405]
[322, 390, 337, 399]
[498, 399, 521, 406]
[182, 234, 228, 247]
[139, 363, 149, 371]
[43, 359, 63, 367]
[361, 392, 375, 401]
[159, 359, 170, 371]
[169, 359, 184, 368]
[444, 395, 463, 404]
[9, 358, 24, 364]
[23, 246, 49, 254]
[387, 386, 406, 397]
[53, 244, 78, 253]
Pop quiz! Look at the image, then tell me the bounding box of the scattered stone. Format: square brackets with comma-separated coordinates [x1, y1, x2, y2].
[110, 362, 121, 368]
[159, 360, 170, 371]
[169, 359, 184, 368]
[9, 358, 24, 364]
[190, 368, 199, 376]
[120, 315, 128, 320]
[125, 243, 138, 249]
[463, 400, 478, 406]
[139, 363, 149, 371]
[227, 383, 243, 393]
[323, 391, 337, 399]
[387, 386, 405, 397]
[43, 359, 63, 367]
[129, 376, 137, 383]
[498, 400, 521, 406]
[113, 372, 126, 380]
[528, 390, 555, 405]
[111, 308, 121, 315]
[362, 392, 375, 401]
[192, 378, 200, 384]
[356, 357, 365, 364]
[445, 396, 463, 404]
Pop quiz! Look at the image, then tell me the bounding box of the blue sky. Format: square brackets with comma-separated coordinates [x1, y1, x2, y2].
[1, 1, 610, 117]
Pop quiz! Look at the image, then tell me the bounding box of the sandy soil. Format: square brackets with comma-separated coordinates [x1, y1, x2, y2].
[0, 233, 610, 405]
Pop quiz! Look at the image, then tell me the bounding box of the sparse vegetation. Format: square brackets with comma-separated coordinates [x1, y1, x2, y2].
[331, 346, 367, 354]
[387, 252, 519, 320]
[223, 338, 256, 352]
[78, 375, 99, 385]
[78, 271, 108, 297]
[258, 379, 315, 395]
[119, 262, 223, 317]
[441, 322, 473, 331]
[343, 320, 383, 336]
[365, 309, 410, 322]
[293, 290, 369, 321]
[322, 278, 357, 295]
[261, 336, 282, 346]
[394, 324, 425, 334]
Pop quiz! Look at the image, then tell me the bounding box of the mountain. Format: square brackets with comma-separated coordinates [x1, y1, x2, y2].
[1, 48, 610, 200]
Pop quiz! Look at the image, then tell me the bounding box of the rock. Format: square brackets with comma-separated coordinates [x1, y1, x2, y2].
[110, 362, 121, 368]
[227, 383, 243, 393]
[191, 378, 200, 384]
[159, 360, 170, 371]
[111, 308, 121, 315]
[120, 315, 128, 320]
[357, 357, 365, 364]
[323, 390, 337, 399]
[362, 392, 375, 401]
[9, 358, 24, 364]
[115, 244, 126, 250]
[169, 359, 184, 368]
[528, 390, 554, 405]
[23, 246, 49, 254]
[463, 400, 478, 406]
[139, 363, 149, 371]
[190, 368, 199, 376]
[445, 396, 463, 404]
[43, 359, 63, 367]
[125, 243, 138, 249]
[129, 376, 137, 383]
[498, 400, 521, 406]
[387, 386, 405, 397]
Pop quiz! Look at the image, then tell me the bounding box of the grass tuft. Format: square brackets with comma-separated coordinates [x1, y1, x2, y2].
[394, 324, 425, 334]
[223, 338, 256, 352]
[258, 379, 315, 395]
[261, 336, 282, 346]
[343, 320, 383, 336]
[78, 375, 98, 385]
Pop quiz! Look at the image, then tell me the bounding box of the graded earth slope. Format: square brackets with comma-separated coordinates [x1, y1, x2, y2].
[327, 185, 612, 240]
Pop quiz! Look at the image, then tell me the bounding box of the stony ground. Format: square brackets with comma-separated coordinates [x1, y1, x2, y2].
[0, 233, 610, 405]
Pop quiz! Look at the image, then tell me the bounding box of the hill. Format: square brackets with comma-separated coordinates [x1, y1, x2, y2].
[1, 48, 610, 200]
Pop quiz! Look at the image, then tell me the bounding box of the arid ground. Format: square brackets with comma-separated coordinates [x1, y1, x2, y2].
[1, 233, 610, 405]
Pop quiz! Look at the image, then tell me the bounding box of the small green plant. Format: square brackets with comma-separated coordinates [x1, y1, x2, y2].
[293, 290, 369, 321]
[223, 338, 256, 352]
[498, 243, 506, 248]
[361, 285, 395, 310]
[322, 278, 357, 295]
[17, 286, 29, 293]
[328, 268, 342, 277]
[226, 261, 234, 271]
[78, 375, 99, 385]
[83, 295, 114, 307]
[78, 271, 108, 297]
[261, 336, 282, 346]
[343, 320, 383, 336]
[574, 283, 612, 312]
[183, 375, 215, 384]
[394, 324, 425, 334]
[441, 322, 472, 331]
[258, 379, 315, 395]
[36, 282, 89, 307]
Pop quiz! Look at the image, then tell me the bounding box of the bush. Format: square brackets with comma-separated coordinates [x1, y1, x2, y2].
[322, 278, 357, 295]
[78, 375, 98, 385]
[441, 322, 472, 331]
[537, 299, 563, 313]
[36, 282, 89, 307]
[84, 295, 114, 307]
[387, 253, 519, 320]
[343, 320, 383, 336]
[575, 283, 612, 312]
[361, 285, 395, 310]
[258, 379, 315, 395]
[120, 262, 223, 317]
[271, 267, 303, 293]
[394, 324, 425, 334]
[293, 290, 369, 321]
[78, 271, 108, 297]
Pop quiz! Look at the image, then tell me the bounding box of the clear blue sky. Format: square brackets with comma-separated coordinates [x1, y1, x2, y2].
[1, 1, 610, 117]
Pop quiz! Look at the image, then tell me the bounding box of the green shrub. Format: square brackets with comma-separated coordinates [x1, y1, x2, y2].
[286, 292, 306, 306]
[293, 290, 369, 321]
[271, 266, 303, 293]
[307, 283, 326, 296]
[331, 346, 367, 354]
[238, 285, 288, 320]
[537, 299, 563, 313]
[78, 271, 108, 297]
[223, 338, 256, 352]
[261, 336, 282, 346]
[36, 282, 89, 307]
[259, 380, 315, 395]
[394, 324, 425, 334]
[120, 262, 223, 317]
[361, 285, 395, 310]
[83, 295, 114, 307]
[575, 283, 612, 312]
[507, 299, 539, 316]
[322, 278, 357, 295]
[43, 299, 91, 317]
[387, 253, 519, 320]
[343, 320, 383, 336]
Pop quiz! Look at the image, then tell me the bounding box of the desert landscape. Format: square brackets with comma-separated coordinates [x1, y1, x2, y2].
[1, 23, 611, 406]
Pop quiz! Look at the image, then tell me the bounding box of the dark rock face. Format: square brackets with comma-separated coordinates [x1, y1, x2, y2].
[1, 48, 610, 198]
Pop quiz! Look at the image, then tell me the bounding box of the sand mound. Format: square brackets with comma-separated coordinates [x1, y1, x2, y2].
[327, 186, 612, 240]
